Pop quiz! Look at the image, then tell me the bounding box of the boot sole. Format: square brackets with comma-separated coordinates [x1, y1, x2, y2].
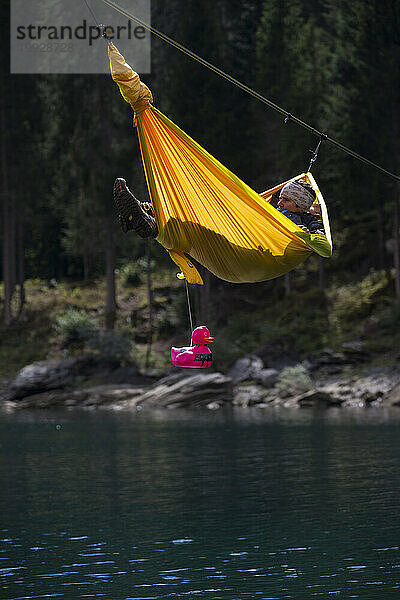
[113, 178, 137, 233]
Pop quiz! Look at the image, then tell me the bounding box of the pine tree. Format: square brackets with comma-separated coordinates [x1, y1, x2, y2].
[323, 0, 400, 279]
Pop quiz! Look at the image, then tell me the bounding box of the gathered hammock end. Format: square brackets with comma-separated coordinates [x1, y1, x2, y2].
[109, 45, 333, 285]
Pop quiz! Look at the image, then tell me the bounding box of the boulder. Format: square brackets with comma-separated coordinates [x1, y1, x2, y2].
[295, 389, 341, 407]
[254, 339, 300, 370]
[228, 355, 264, 384]
[2, 368, 232, 410]
[6, 374, 232, 410]
[12, 385, 146, 410]
[254, 368, 279, 389]
[137, 372, 233, 409]
[6, 358, 82, 400]
[309, 344, 369, 376]
[0, 381, 10, 402]
[318, 373, 398, 407]
[233, 384, 269, 407]
[382, 382, 400, 407]
[309, 348, 349, 375]
[4, 356, 140, 401]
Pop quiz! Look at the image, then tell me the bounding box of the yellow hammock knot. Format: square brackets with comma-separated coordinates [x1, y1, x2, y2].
[108, 42, 153, 118]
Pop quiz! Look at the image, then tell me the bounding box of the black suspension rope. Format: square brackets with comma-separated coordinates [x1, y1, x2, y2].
[82, 0, 112, 46]
[95, 0, 400, 183]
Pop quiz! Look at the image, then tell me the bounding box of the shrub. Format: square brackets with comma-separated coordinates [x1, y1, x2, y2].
[275, 364, 313, 396]
[55, 309, 97, 349]
[328, 270, 391, 334]
[120, 258, 156, 287]
[154, 293, 187, 337]
[85, 330, 133, 362]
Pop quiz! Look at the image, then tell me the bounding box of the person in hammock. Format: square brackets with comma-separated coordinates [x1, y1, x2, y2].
[113, 176, 324, 239]
[276, 179, 325, 234]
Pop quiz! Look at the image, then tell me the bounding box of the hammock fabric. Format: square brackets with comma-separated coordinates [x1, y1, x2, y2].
[109, 45, 332, 285]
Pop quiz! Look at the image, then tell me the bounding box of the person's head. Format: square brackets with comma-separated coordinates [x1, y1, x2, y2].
[277, 179, 316, 213]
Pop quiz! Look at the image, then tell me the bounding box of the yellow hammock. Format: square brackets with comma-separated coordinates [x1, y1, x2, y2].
[109, 44, 332, 285]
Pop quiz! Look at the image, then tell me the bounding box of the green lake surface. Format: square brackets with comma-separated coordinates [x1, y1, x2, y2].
[0, 407, 400, 599]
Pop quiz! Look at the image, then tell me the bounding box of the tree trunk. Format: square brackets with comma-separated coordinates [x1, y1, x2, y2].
[318, 257, 325, 291]
[284, 272, 291, 296]
[9, 198, 17, 294]
[145, 240, 153, 370]
[1, 102, 14, 326]
[105, 215, 117, 330]
[392, 87, 400, 300]
[377, 208, 385, 270]
[83, 250, 90, 283]
[394, 186, 400, 302]
[17, 210, 25, 317]
[204, 271, 211, 325]
[196, 269, 210, 325]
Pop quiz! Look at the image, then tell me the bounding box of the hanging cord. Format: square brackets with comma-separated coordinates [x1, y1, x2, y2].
[95, 0, 400, 183]
[307, 135, 326, 173]
[184, 279, 194, 344]
[82, 0, 112, 46]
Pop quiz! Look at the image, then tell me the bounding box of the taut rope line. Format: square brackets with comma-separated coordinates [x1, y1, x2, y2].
[93, 0, 400, 183]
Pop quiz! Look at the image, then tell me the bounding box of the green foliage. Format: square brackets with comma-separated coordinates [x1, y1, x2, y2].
[55, 309, 97, 349]
[55, 307, 133, 362]
[328, 270, 392, 333]
[154, 296, 185, 337]
[377, 300, 400, 332]
[119, 262, 144, 287]
[363, 300, 400, 354]
[119, 258, 155, 287]
[212, 280, 330, 371]
[275, 364, 313, 396]
[85, 330, 133, 362]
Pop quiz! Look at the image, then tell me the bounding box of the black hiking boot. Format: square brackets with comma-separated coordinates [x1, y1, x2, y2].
[113, 178, 158, 238]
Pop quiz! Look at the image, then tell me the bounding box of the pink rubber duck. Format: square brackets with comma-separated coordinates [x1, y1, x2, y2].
[171, 326, 214, 368]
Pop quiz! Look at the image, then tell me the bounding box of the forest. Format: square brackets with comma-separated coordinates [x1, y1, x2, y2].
[1, 0, 400, 377]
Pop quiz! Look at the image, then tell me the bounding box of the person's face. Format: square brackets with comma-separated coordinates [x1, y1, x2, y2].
[277, 196, 300, 212]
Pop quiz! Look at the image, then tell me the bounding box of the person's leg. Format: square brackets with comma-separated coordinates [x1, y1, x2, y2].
[113, 178, 158, 238]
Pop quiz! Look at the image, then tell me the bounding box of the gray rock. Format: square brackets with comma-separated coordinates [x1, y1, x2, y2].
[4, 356, 140, 401]
[2, 370, 232, 411]
[206, 401, 223, 410]
[295, 389, 341, 407]
[340, 341, 369, 363]
[254, 340, 299, 370]
[13, 385, 146, 410]
[137, 372, 233, 409]
[254, 368, 279, 388]
[228, 355, 264, 384]
[382, 382, 400, 406]
[7, 358, 80, 400]
[233, 384, 268, 407]
[0, 381, 10, 402]
[318, 373, 398, 407]
[309, 345, 369, 376]
[309, 349, 349, 374]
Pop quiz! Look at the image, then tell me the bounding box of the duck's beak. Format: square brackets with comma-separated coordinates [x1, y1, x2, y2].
[204, 336, 214, 343]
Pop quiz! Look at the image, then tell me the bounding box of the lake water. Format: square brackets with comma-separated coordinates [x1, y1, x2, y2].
[1, 407, 400, 599]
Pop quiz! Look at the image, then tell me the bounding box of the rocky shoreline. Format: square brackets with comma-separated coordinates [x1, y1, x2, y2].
[1, 347, 400, 411]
